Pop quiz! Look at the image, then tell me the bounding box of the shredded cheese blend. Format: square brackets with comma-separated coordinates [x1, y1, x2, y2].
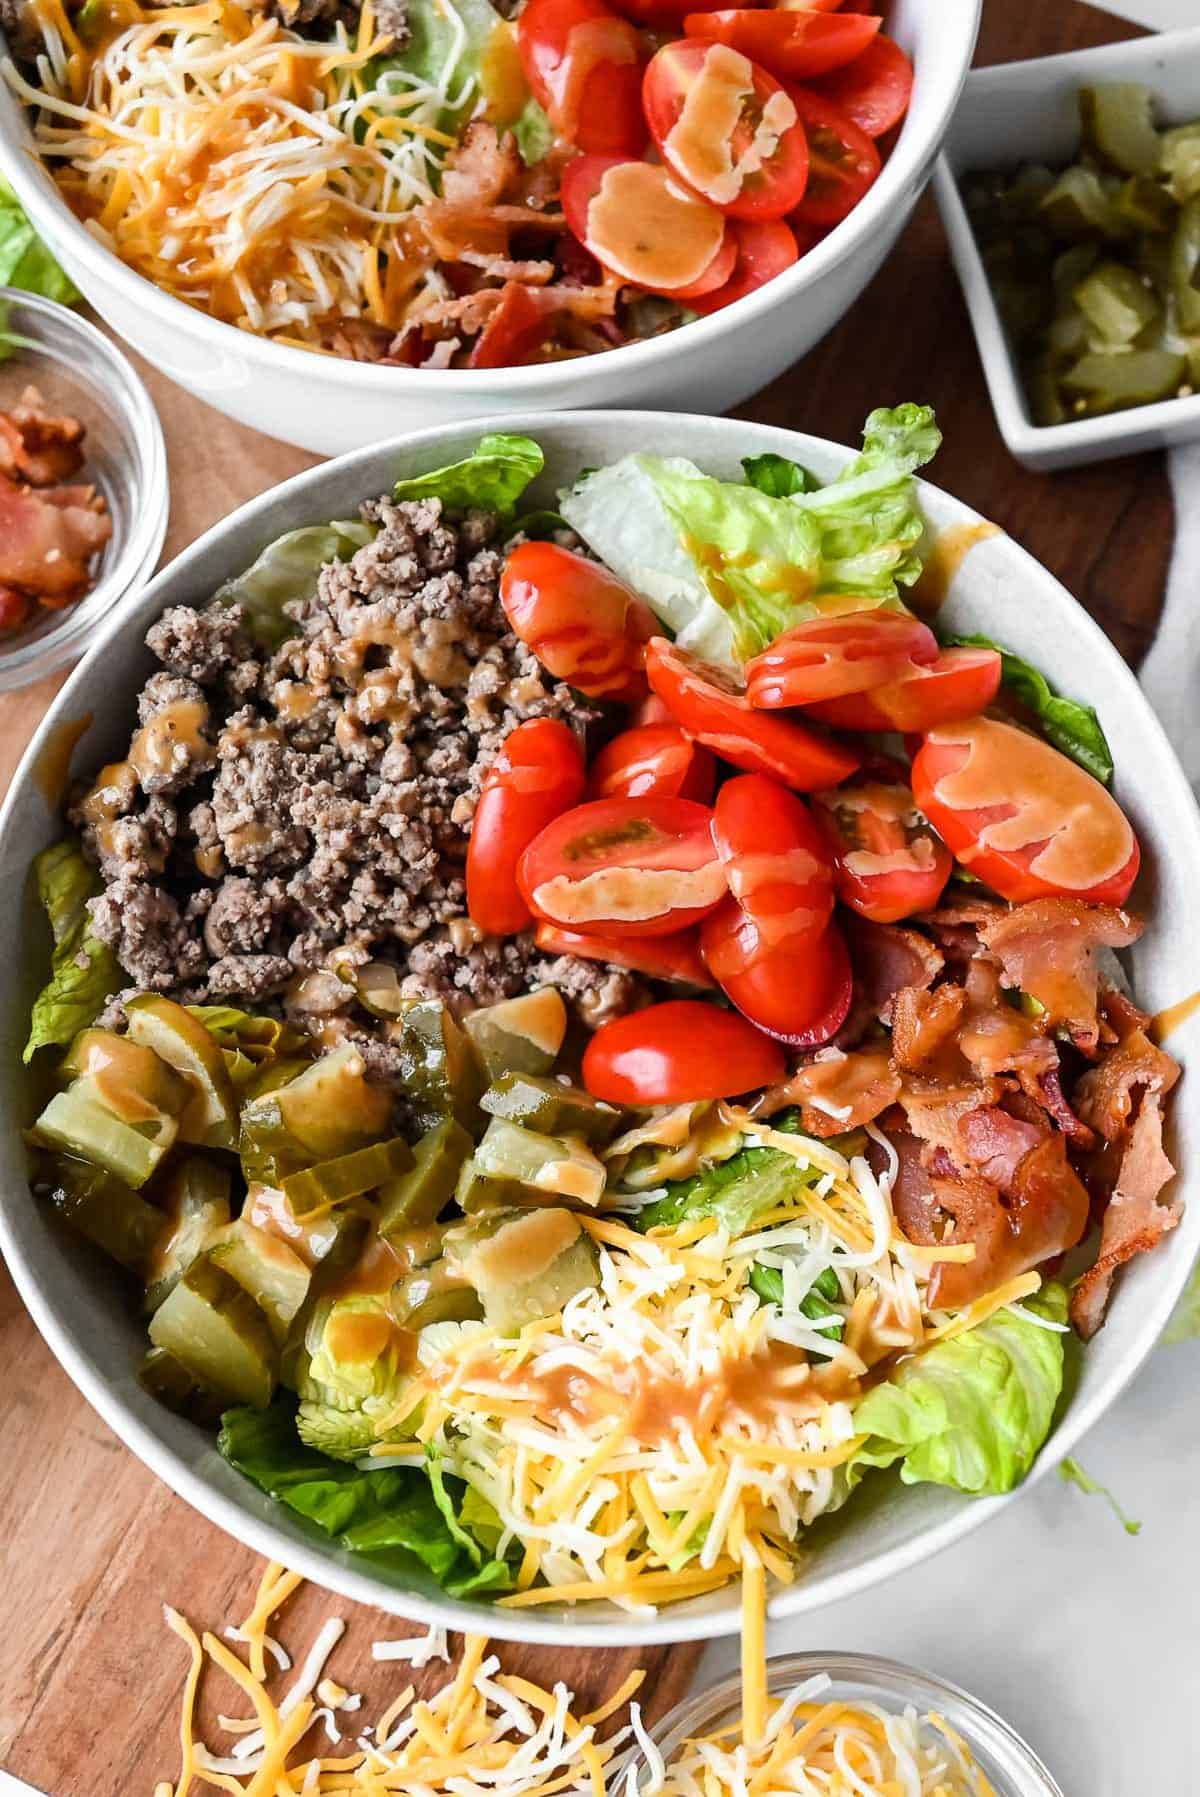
[3, 0, 479, 343]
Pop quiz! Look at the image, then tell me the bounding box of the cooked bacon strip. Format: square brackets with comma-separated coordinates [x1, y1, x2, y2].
[891, 983, 964, 1074]
[959, 1104, 1047, 1190]
[0, 475, 111, 599]
[0, 385, 85, 486]
[979, 898, 1142, 1055]
[929, 1134, 1090, 1310]
[440, 121, 522, 208]
[899, 1074, 1007, 1166]
[844, 916, 943, 1027]
[958, 958, 1058, 1081]
[760, 1047, 899, 1137]
[1069, 1093, 1180, 1338]
[1028, 1064, 1095, 1149]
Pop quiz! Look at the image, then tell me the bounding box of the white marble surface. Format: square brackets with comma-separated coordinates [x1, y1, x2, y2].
[1094, 0, 1197, 28]
[702, 1331, 1200, 1791]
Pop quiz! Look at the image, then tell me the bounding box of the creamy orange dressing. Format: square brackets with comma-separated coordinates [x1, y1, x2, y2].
[909, 521, 1002, 618]
[663, 44, 794, 207]
[843, 838, 936, 878]
[33, 714, 94, 807]
[72, 1032, 176, 1125]
[545, 15, 636, 140]
[325, 1306, 416, 1369]
[533, 860, 726, 925]
[586, 162, 724, 289]
[928, 716, 1133, 889]
[1152, 989, 1200, 1042]
[464, 1208, 580, 1289]
[128, 697, 210, 784]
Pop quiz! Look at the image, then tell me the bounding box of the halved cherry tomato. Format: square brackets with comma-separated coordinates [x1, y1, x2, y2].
[589, 723, 716, 802]
[805, 646, 1003, 733]
[911, 716, 1141, 906]
[519, 795, 727, 936]
[560, 154, 733, 294]
[813, 32, 913, 137]
[518, 0, 647, 156]
[501, 541, 658, 702]
[710, 773, 834, 945]
[583, 999, 785, 1102]
[606, 0, 765, 24]
[632, 692, 675, 727]
[812, 772, 952, 922]
[645, 637, 860, 790]
[467, 719, 587, 936]
[702, 898, 852, 1044]
[688, 215, 799, 313]
[787, 86, 880, 226]
[745, 609, 937, 709]
[643, 41, 809, 220]
[682, 10, 879, 82]
[535, 920, 715, 985]
[469, 283, 548, 368]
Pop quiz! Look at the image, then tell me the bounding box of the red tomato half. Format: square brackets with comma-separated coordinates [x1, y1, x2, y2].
[702, 900, 852, 1045]
[643, 40, 809, 220]
[805, 646, 1003, 733]
[560, 154, 733, 294]
[535, 920, 715, 985]
[501, 541, 657, 702]
[467, 719, 587, 936]
[682, 9, 879, 81]
[469, 283, 548, 369]
[517, 0, 647, 155]
[583, 999, 785, 1102]
[787, 86, 880, 226]
[710, 774, 834, 951]
[812, 773, 952, 922]
[645, 637, 860, 790]
[589, 722, 716, 802]
[745, 609, 937, 708]
[813, 33, 913, 137]
[519, 795, 727, 936]
[911, 716, 1140, 906]
[689, 215, 799, 313]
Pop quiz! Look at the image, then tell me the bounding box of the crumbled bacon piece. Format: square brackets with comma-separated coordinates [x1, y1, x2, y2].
[979, 898, 1143, 1055]
[842, 916, 943, 1030]
[1069, 1093, 1180, 1338]
[928, 1133, 1090, 1309]
[0, 477, 111, 600]
[1074, 1015, 1180, 1142]
[0, 385, 85, 485]
[761, 1046, 899, 1137]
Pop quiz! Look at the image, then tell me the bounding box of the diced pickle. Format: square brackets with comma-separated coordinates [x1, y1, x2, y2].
[278, 1135, 414, 1217]
[239, 1045, 394, 1181]
[1073, 261, 1159, 345]
[1062, 347, 1187, 413]
[39, 1152, 165, 1272]
[138, 1346, 227, 1428]
[1079, 82, 1160, 177]
[208, 1218, 312, 1344]
[1038, 165, 1124, 239]
[391, 1259, 483, 1329]
[447, 1208, 599, 1334]
[126, 994, 239, 1150]
[1170, 197, 1200, 335]
[143, 1156, 232, 1313]
[60, 1029, 191, 1124]
[33, 1078, 178, 1188]
[480, 1073, 620, 1144]
[395, 1001, 483, 1127]
[1161, 122, 1200, 203]
[1115, 175, 1177, 234]
[463, 989, 568, 1078]
[464, 1118, 607, 1209]
[148, 1255, 278, 1409]
[378, 1117, 472, 1236]
[1025, 355, 1068, 427]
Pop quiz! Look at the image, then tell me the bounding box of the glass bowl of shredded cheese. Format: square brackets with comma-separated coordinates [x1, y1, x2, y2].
[632, 1654, 1064, 1797]
[0, 287, 167, 690]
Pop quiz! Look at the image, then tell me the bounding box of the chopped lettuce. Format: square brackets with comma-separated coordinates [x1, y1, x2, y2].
[366, 0, 507, 136]
[1059, 1456, 1141, 1536]
[636, 1114, 817, 1234]
[213, 521, 374, 647]
[294, 1294, 421, 1461]
[219, 1396, 514, 1595]
[24, 839, 120, 1063]
[850, 1283, 1068, 1495]
[393, 432, 544, 519]
[945, 633, 1114, 785]
[560, 405, 941, 667]
[0, 177, 79, 306]
[186, 1005, 309, 1087]
[513, 98, 555, 166]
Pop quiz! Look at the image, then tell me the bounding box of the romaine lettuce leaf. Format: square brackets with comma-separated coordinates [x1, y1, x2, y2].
[850, 1282, 1068, 1495]
[213, 521, 375, 647]
[393, 432, 544, 519]
[367, 0, 508, 136]
[637, 1141, 815, 1233]
[219, 1397, 514, 1596]
[24, 839, 120, 1063]
[513, 97, 554, 165]
[0, 178, 79, 306]
[945, 632, 1114, 785]
[741, 452, 818, 497]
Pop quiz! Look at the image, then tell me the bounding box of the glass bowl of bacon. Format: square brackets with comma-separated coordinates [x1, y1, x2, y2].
[0, 288, 167, 690]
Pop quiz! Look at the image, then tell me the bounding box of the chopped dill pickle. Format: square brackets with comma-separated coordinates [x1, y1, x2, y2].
[1026, 356, 1068, 427]
[1073, 261, 1159, 345]
[125, 994, 239, 1150]
[480, 1072, 620, 1144]
[38, 1152, 164, 1272]
[1080, 83, 1160, 178]
[396, 1001, 484, 1128]
[239, 1044, 394, 1182]
[391, 1258, 483, 1329]
[461, 1117, 607, 1210]
[278, 1135, 414, 1216]
[142, 1156, 232, 1314]
[138, 1346, 227, 1427]
[1115, 175, 1177, 234]
[1062, 347, 1187, 413]
[446, 1207, 598, 1333]
[1038, 166, 1124, 240]
[1161, 122, 1200, 203]
[32, 1078, 178, 1188]
[1171, 197, 1200, 334]
[148, 1255, 278, 1409]
[378, 1117, 472, 1236]
[208, 1218, 312, 1344]
[463, 988, 567, 1078]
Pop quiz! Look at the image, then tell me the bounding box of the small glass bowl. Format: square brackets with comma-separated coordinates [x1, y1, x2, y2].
[637, 1653, 1064, 1797]
[0, 287, 168, 690]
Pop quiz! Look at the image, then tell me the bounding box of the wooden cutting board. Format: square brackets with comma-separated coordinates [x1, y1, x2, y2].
[0, 2, 1174, 1791]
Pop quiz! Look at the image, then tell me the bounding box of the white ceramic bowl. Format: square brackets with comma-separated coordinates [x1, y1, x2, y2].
[934, 26, 1200, 473]
[1, 410, 1197, 1646]
[0, 2, 979, 455]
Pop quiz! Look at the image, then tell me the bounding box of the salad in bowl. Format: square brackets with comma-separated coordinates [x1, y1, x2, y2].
[3, 408, 1194, 1642]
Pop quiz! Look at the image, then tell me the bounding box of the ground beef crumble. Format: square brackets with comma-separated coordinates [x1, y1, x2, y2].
[71, 494, 644, 1069]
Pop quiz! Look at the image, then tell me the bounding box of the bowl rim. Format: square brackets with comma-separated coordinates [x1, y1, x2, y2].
[932, 25, 1200, 468]
[2, 405, 1198, 1647]
[0, 0, 980, 392]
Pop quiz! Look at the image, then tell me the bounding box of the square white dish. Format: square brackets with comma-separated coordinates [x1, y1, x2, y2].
[934, 27, 1200, 472]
